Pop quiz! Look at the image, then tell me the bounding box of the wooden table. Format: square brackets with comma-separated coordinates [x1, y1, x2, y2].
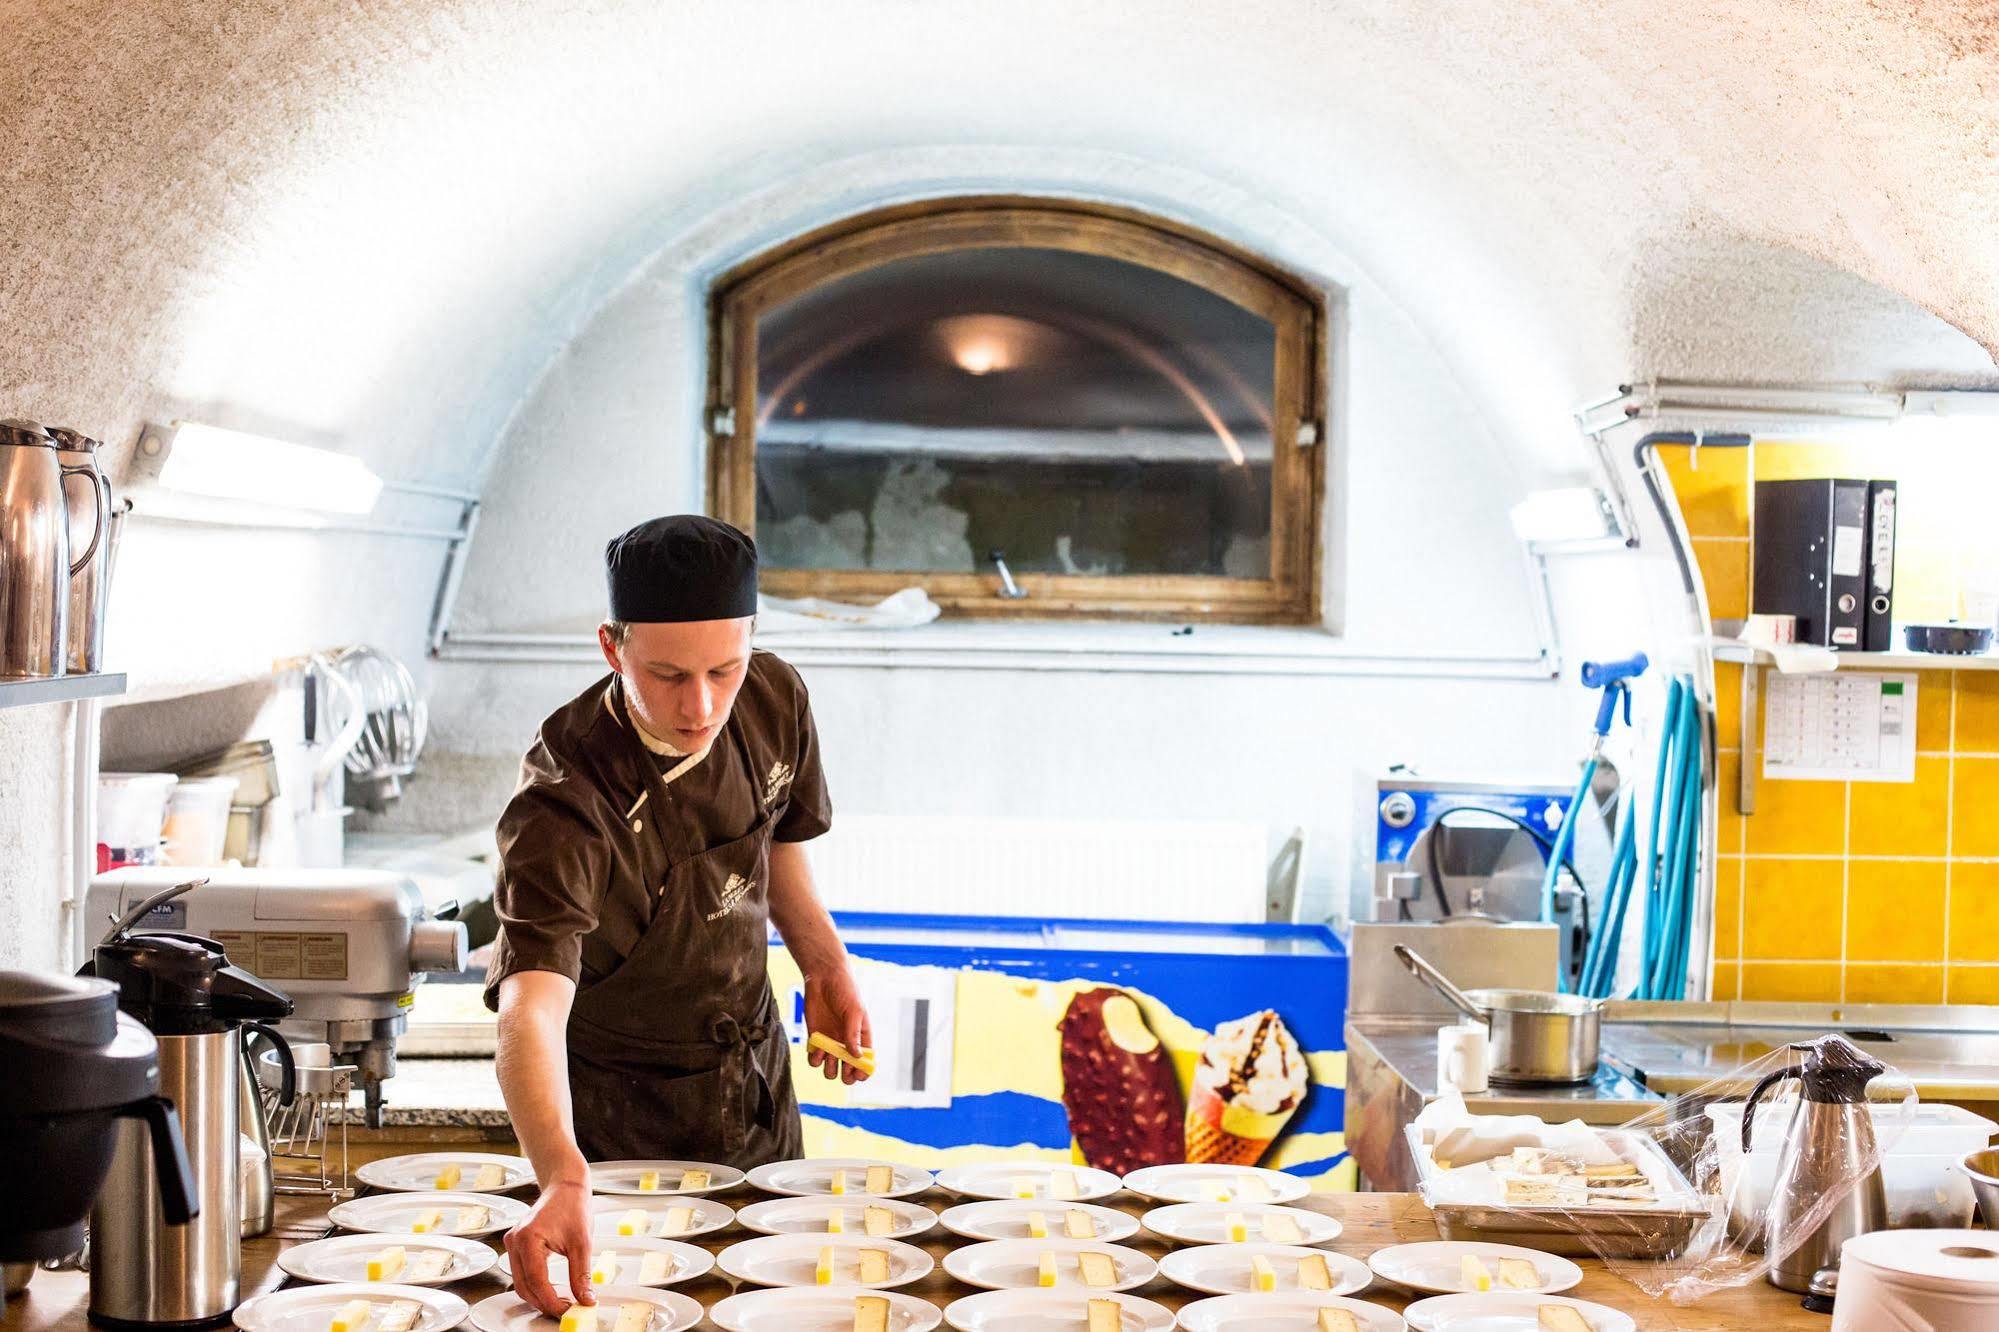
[0, 1192, 1830, 1332]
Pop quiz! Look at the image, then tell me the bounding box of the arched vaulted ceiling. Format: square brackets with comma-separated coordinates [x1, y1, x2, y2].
[3, 0, 1995, 497]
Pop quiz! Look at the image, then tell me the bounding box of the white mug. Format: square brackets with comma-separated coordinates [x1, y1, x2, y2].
[1437, 1022, 1490, 1094]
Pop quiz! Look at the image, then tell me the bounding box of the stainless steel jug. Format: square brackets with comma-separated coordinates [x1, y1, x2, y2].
[46, 427, 114, 674]
[237, 1024, 293, 1238]
[0, 419, 106, 678]
[1742, 1034, 1890, 1294]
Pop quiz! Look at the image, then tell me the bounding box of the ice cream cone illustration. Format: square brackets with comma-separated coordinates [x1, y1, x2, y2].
[1058, 988, 1185, 1174]
[1185, 1009, 1308, 1166]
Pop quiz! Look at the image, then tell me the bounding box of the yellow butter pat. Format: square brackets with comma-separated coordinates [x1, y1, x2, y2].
[1026, 1210, 1049, 1239]
[1461, 1254, 1493, 1292]
[611, 1303, 651, 1332]
[678, 1169, 710, 1191]
[616, 1209, 649, 1237]
[1225, 1211, 1247, 1243]
[858, 1248, 890, 1284]
[1050, 1171, 1081, 1200]
[1251, 1253, 1277, 1292]
[377, 1302, 420, 1332]
[591, 1251, 620, 1285]
[1037, 1251, 1059, 1287]
[473, 1163, 507, 1190]
[863, 1206, 894, 1237]
[827, 1209, 846, 1233]
[1498, 1257, 1541, 1289]
[1261, 1213, 1302, 1244]
[1064, 1210, 1096, 1240]
[864, 1165, 894, 1194]
[1202, 1180, 1233, 1203]
[409, 1209, 443, 1234]
[330, 1300, 375, 1332]
[1297, 1253, 1332, 1291]
[558, 1307, 596, 1332]
[808, 1032, 877, 1077]
[1086, 1300, 1122, 1332]
[1012, 1175, 1037, 1199]
[432, 1164, 461, 1189]
[365, 1245, 405, 1280]
[831, 1169, 849, 1196]
[454, 1205, 488, 1232]
[406, 1250, 450, 1281]
[637, 1251, 671, 1283]
[1318, 1312, 1360, 1332]
[852, 1295, 890, 1332]
[1078, 1251, 1117, 1288]
[636, 1170, 660, 1192]
[816, 1245, 836, 1285]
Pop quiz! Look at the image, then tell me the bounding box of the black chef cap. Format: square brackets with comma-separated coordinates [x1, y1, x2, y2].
[604, 515, 759, 622]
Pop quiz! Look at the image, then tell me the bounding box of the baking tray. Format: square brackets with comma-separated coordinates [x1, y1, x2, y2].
[1404, 1123, 1712, 1258]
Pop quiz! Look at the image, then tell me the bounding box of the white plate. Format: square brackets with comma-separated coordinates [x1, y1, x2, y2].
[587, 1195, 735, 1240]
[355, 1151, 534, 1194]
[942, 1239, 1156, 1293]
[466, 1287, 703, 1332]
[708, 1286, 944, 1332]
[275, 1233, 496, 1285]
[1157, 1243, 1370, 1298]
[715, 1233, 934, 1289]
[934, 1162, 1122, 1203]
[495, 1237, 713, 1289]
[1175, 1293, 1407, 1331]
[937, 1200, 1141, 1244]
[1140, 1203, 1341, 1248]
[1120, 1164, 1308, 1206]
[327, 1190, 529, 1239]
[735, 1194, 939, 1239]
[1367, 1243, 1582, 1298]
[1400, 1294, 1636, 1332]
[234, 1283, 467, 1332]
[589, 1159, 743, 1197]
[943, 1289, 1177, 1331]
[746, 1157, 935, 1199]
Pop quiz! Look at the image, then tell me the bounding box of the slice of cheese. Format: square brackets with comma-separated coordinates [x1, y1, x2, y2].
[827, 1209, 846, 1234]
[409, 1209, 443, 1234]
[1297, 1253, 1332, 1291]
[377, 1301, 421, 1332]
[637, 1251, 671, 1283]
[1027, 1210, 1050, 1239]
[658, 1206, 693, 1236]
[432, 1163, 461, 1190]
[864, 1165, 894, 1194]
[406, 1250, 450, 1282]
[1461, 1254, 1493, 1292]
[1012, 1176, 1037, 1200]
[857, 1248, 890, 1284]
[1317, 1312, 1360, 1332]
[365, 1246, 405, 1281]
[852, 1295, 890, 1332]
[558, 1307, 596, 1332]
[1537, 1307, 1593, 1332]
[330, 1300, 374, 1332]
[591, 1251, 620, 1285]
[1235, 1175, 1271, 1203]
[1224, 1211, 1247, 1243]
[678, 1169, 710, 1191]
[1063, 1210, 1096, 1240]
[473, 1163, 507, 1191]
[831, 1169, 850, 1196]
[1250, 1253, 1277, 1292]
[816, 1246, 837, 1285]
[615, 1209, 649, 1237]
[637, 1170, 660, 1193]
[454, 1205, 489, 1233]
[1050, 1171, 1081, 1201]
[1077, 1251, 1117, 1289]
[1086, 1299, 1122, 1332]
[1261, 1213, 1303, 1244]
[1038, 1251, 1059, 1287]
[1498, 1257, 1542, 1290]
[611, 1302, 651, 1332]
[863, 1206, 894, 1238]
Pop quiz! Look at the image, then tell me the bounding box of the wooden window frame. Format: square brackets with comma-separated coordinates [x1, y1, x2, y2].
[707, 196, 1326, 623]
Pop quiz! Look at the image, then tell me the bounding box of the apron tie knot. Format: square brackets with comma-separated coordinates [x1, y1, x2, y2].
[709, 1014, 773, 1048]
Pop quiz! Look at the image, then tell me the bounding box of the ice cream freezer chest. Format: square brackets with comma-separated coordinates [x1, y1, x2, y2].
[766, 912, 1354, 1189]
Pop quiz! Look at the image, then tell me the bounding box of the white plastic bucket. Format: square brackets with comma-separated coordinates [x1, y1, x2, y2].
[96, 772, 179, 869]
[161, 775, 240, 866]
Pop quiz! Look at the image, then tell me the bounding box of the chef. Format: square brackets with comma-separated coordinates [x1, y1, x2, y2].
[484, 514, 871, 1313]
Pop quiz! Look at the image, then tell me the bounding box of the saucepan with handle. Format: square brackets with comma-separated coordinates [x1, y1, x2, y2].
[1394, 943, 1603, 1085]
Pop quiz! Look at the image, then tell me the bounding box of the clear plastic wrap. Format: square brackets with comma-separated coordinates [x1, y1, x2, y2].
[1410, 1033, 1918, 1303]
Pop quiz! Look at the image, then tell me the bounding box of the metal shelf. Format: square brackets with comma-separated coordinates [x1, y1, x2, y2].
[0, 672, 128, 711]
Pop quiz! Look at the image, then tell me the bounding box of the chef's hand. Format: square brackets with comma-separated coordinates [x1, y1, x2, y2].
[506, 1177, 595, 1316]
[805, 967, 874, 1084]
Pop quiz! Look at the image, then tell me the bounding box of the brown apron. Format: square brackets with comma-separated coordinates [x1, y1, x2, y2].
[564, 686, 803, 1168]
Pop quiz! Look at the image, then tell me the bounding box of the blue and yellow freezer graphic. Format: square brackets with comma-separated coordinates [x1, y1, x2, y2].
[769, 913, 1354, 1190]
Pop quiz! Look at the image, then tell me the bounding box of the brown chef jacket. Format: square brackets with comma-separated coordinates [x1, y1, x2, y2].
[483, 649, 831, 1168]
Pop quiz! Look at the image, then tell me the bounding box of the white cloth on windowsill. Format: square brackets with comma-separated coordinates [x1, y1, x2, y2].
[755, 587, 942, 632]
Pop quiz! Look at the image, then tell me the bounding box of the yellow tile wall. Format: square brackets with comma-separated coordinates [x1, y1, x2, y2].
[1659, 440, 1999, 1006]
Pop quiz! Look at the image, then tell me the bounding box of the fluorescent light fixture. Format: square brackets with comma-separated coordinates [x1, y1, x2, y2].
[1511, 486, 1617, 544]
[156, 422, 382, 515]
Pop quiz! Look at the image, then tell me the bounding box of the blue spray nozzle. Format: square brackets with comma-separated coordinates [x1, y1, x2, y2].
[1581, 653, 1650, 689]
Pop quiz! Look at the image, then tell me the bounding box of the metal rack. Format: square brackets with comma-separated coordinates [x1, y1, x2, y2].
[259, 1056, 357, 1199]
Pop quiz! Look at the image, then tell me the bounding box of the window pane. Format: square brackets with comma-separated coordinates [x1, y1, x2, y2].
[754, 247, 1276, 579]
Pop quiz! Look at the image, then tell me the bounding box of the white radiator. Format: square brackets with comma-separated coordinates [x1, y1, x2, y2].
[802, 814, 1270, 923]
